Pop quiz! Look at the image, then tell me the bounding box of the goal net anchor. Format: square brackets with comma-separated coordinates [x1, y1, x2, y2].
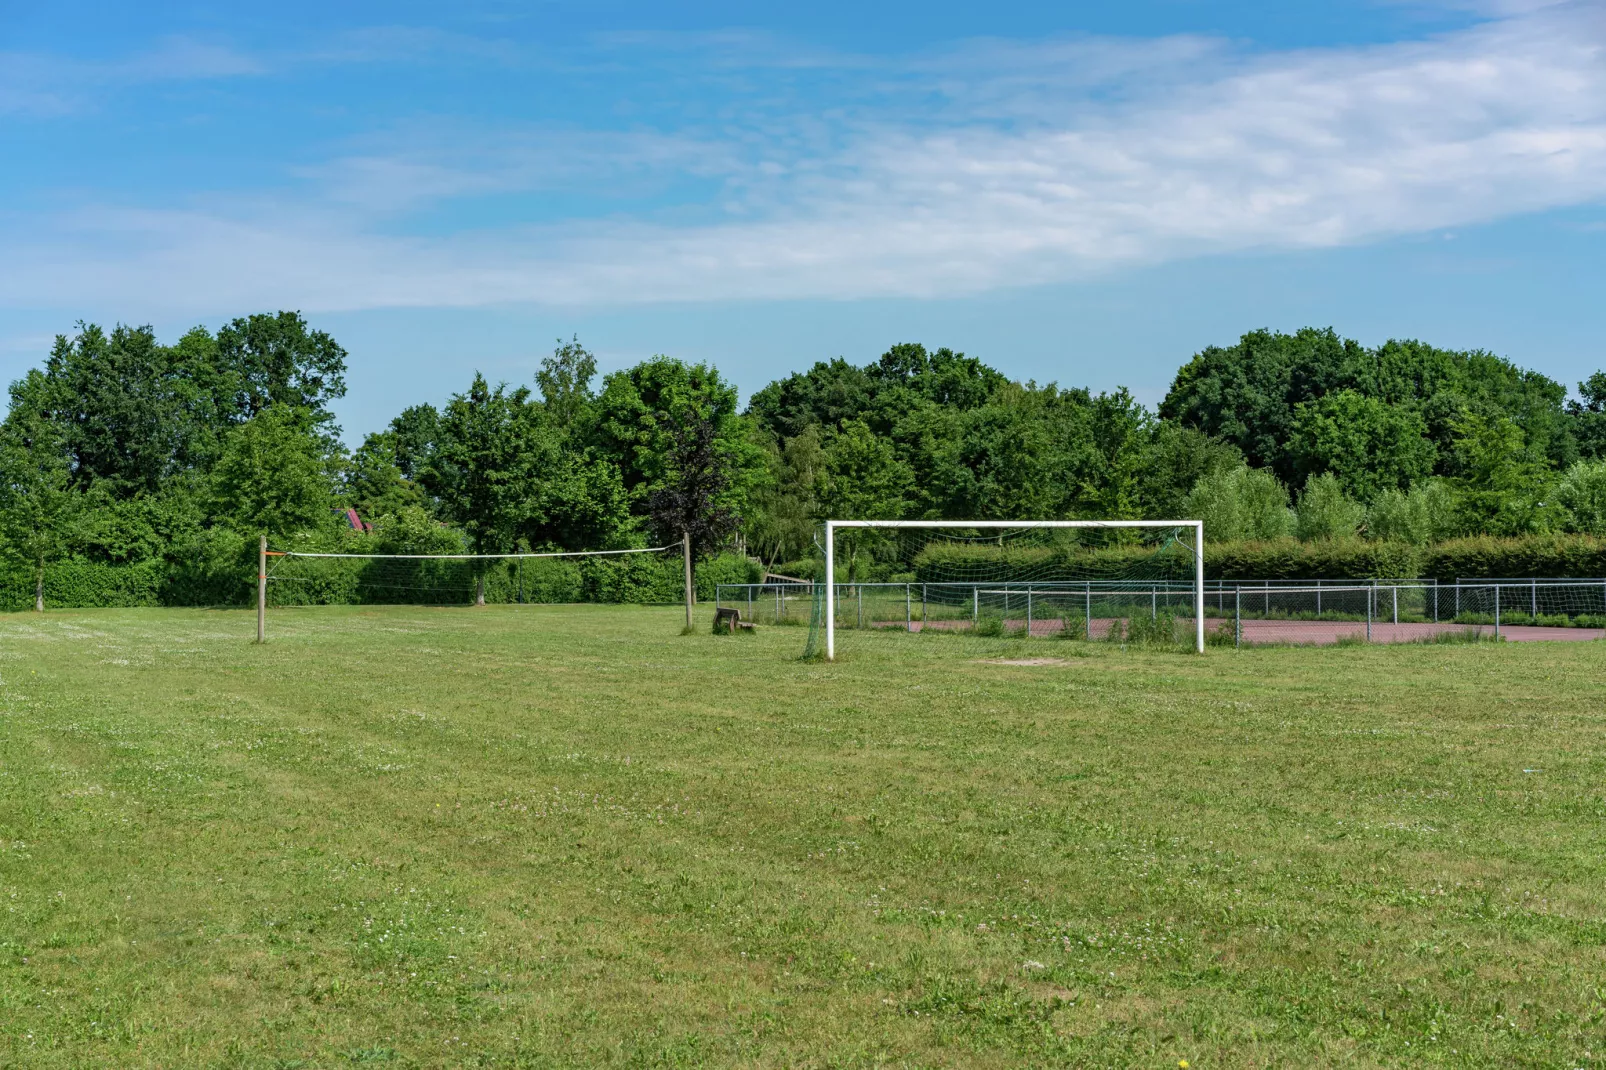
[818, 519, 1206, 659]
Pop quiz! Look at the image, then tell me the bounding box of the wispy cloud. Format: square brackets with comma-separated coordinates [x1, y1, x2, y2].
[2, 3, 1604, 313]
[0, 35, 264, 116]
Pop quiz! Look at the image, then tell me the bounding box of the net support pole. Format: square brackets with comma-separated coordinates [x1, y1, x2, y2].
[1193, 520, 1205, 654]
[257, 534, 267, 644]
[682, 531, 694, 631]
[824, 522, 836, 660]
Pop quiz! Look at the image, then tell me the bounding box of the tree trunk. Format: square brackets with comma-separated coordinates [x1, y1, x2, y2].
[34, 557, 44, 612]
[476, 574, 485, 606]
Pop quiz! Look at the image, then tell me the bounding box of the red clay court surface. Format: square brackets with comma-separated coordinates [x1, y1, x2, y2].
[875, 617, 1606, 644]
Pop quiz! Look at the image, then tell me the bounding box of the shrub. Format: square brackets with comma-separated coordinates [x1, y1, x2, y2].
[1556, 460, 1606, 534]
[1295, 473, 1364, 541]
[695, 553, 763, 600]
[1055, 613, 1087, 641]
[0, 560, 165, 611]
[1366, 481, 1459, 545]
[1184, 466, 1294, 542]
[1206, 539, 1420, 581]
[1422, 535, 1606, 580]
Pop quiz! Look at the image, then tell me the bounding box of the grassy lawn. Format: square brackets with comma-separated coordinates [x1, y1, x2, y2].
[2, 605, 1605, 1067]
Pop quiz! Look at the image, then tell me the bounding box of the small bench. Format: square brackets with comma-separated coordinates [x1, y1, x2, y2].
[713, 606, 754, 633]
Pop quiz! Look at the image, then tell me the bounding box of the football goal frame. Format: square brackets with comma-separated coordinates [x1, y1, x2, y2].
[820, 519, 1206, 659]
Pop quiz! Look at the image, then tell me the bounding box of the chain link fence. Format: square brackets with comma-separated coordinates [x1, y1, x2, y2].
[715, 578, 1606, 646]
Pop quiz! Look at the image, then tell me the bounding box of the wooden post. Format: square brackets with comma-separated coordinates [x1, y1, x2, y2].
[682, 531, 694, 631]
[257, 535, 267, 643]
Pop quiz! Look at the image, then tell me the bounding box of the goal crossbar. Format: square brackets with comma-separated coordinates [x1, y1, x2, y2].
[821, 519, 1205, 658]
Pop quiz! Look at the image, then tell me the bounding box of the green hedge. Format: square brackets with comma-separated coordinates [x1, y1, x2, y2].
[1422, 535, 1606, 580]
[0, 561, 166, 611]
[1205, 539, 1420, 581]
[906, 536, 1606, 581]
[16, 536, 1606, 612]
[907, 538, 1421, 583]
[4, 550, 761, 611]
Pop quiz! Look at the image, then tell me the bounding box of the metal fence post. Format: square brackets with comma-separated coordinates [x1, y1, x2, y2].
[1027, 590, 1034, 637]
[1532, 579, 1537, 618]
[1085, 584, 1092, 638]
[921, 583, 927, 624]
[906, 583, 912, 633]
[1392, 585, 1398, 626]
[973, 585, 979, 625]
[1366, 586, 1372, 642]
[1494, 585, 1501, 639]
[1433, 582, 1438, 623]
[747, 585, 753, 621]
[518, 556, 524, 604]
[1234, 586, 1241, 648]
[857, 585, 863, 629]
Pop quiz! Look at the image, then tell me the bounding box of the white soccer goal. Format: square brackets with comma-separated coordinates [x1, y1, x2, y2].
[255, 537, 695, 641]
[811, 520, 1206, 659]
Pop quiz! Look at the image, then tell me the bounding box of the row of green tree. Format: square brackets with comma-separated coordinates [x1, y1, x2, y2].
[4, 314, 1605, 605]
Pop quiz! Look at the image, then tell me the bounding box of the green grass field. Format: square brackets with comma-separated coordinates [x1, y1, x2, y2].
[3, 606, 1605, 1068]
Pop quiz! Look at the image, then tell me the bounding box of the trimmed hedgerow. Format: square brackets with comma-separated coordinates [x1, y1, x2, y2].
[1422, 535, 1606, 580]
[910, 538, 1421, 582]
[0, 561, 166, 611]
[1205, 539, 1420, 581]
[2, 547, 761, 611]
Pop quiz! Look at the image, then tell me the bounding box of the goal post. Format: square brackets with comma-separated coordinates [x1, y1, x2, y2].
[257, 541, 688, 638]
[819, 519, 1206, 659]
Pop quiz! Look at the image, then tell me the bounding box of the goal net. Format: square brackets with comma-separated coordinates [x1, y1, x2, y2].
[802, 520, 1206, 660]
[264, 544, 684, 609]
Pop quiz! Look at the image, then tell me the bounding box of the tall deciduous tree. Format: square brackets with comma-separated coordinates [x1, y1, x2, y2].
[1289, 390, 1435, 501]
[1162, 328, 1575, 483]
[1183, 466, 1293, 543]
[646, 404, 743, 562]
[0, 407, 77, 610]
[536, 336, 598, 429]
[588, 356, 762, 541]
[426, 375, 539, 601]
[1555, 459, 1606, 534]
[1447, 412, 1562, 536]
[213, 311, 348, 426]
[1568, 372, 1606, 461]
[209, 405, 339, 538]
[1294, 473, 1365, 541]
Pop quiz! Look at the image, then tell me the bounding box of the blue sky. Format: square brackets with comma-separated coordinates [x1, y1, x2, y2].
[3, 0, 1604, 441]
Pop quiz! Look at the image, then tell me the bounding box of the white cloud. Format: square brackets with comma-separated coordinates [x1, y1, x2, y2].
[2, 3, 1604, 312]
[0, 36, 264, 115]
